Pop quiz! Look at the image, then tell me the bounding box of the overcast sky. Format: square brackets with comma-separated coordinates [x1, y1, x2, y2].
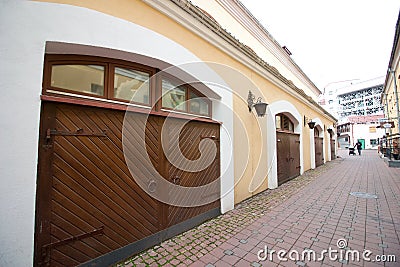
[239, 0, 400, 91]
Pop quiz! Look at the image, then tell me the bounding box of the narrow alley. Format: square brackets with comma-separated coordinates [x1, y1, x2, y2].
[122, 150, 400, 267]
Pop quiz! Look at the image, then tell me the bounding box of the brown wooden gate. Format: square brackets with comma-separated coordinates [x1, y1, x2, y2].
[330, 139, 336, 160]
[276, 131, 300, 185]
[34, 102, 220, 266]
[329, 132, 336, 160]
[315, 137, 324, 167]
[164, 118, 220, 227]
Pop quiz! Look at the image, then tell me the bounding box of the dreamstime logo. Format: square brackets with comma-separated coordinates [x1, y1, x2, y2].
[122, 62, 269, 207]
[336, 238, 347, 249]
[257, 239, 396, 263]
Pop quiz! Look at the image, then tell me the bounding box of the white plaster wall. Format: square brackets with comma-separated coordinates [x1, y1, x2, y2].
[353, 124, 386, 149]
[334, 129, 338, 157]
[326, 129, 331, 161]
[267, 100, 303, 189]
[0, 1, 234, 265]
[310, 128, 316, 169]
[327, 128, 332, 161]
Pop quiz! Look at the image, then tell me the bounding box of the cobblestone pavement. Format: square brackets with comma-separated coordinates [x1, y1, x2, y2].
[118, 150, 400, 266]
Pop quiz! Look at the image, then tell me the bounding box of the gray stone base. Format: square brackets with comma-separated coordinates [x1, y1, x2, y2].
[384, 157, 400, 168]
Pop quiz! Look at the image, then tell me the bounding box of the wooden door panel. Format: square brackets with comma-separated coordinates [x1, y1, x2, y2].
[330, 139, 335, 159]
[166, 119, 220, 227]
[35, 102, 221, 266]
[53, 134, 159, 235]
[277, 132, 300, 185]
[315, 137, 324, 167]
[35, 103, 162, 266]
[288, 134, 300, 179]
[276, 132, 290, 184]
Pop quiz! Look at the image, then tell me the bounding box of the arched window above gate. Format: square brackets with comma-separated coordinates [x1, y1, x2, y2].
[275, 113, 294, 132]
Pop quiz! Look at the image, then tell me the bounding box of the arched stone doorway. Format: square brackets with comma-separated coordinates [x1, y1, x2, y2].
[276, 113, 301, 184]
[314, 125, 324, 167]
[267, 101, 302, 189]
[308, 118, 325, 169]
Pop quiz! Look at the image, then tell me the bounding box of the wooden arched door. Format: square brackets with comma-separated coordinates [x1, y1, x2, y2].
[314, 127, 324, 167]
[276, 114, 300, 185]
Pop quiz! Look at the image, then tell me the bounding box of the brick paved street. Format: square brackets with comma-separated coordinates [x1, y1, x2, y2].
[119, 150, 400, 266]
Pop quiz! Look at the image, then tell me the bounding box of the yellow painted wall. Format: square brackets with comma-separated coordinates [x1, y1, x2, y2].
[34, 0, 335, 204]
[386, 77, 400, 135]
[189, 0, 320, 100]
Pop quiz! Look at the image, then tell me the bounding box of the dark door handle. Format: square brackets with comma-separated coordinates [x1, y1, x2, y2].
[172, 176, 181, 185]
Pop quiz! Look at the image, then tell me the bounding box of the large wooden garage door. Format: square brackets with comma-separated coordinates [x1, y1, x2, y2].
[315, 136, 324, 167]
[276, 131, 300, 185]
[34, 102, 220, 266]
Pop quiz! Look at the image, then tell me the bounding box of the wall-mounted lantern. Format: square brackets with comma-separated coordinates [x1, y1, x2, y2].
[304, 115, 316, 129]
[308, 121, 316, 129]
[248, 90, 268, 117]
[327, 128, 333, 134]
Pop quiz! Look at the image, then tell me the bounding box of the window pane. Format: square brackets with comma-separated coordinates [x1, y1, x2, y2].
[189, 91, 209, 116]
[162, 79, 186, 111]
[51, 65, 104, 96]
[114, 67, 150, 104]
[369, 126, 376, 133]
[288, 121, 294, 132]
[275, 115, 281, 129]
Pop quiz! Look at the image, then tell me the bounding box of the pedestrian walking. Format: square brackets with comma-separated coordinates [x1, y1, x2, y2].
[355, 141, 362, 155]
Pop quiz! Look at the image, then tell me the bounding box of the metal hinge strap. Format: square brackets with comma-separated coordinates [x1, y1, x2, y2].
[39, 226, 104, 266]
[47, 128, 107, 137]
[42, 226, 104, 251]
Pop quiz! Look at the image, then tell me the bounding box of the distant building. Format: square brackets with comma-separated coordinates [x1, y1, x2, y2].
[332, 78, 386, 149]
[319, 77, 384, 120]
[337, 115, 385, 149]
[382, 10, 400, 161]
[337, 83, 384, 119]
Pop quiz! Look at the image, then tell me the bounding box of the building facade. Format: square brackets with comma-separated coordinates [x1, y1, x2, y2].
[337, 115, 386, 149]
[323, 78, 386, 150]
[0, 1, 336, 266]
[382, 10, 400, 159]
[337, 83, 384, 119]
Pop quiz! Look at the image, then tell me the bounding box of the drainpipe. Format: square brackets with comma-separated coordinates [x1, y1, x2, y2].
[389, 68, 400, 135]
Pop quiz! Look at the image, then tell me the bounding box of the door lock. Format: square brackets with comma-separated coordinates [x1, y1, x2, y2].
[172, 176, 181, 185]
